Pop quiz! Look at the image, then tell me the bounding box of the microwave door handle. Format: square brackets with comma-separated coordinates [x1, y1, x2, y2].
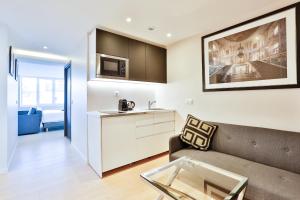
[96, 55, 101, 76]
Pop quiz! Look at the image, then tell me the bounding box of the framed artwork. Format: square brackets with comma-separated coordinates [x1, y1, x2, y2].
[14, 58, 18, 81]
[202, 3, 300, 91]
[9, 46, 15, 77]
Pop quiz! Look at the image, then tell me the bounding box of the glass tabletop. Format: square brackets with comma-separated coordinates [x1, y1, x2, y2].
[141, 157, 248, 200]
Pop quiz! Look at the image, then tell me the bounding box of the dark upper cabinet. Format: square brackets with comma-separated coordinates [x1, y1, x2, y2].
[95, 29, 166, 83]
[146, 44, 167, 83]
[96, 29, 129, 58]
[128, 39, 146, 81]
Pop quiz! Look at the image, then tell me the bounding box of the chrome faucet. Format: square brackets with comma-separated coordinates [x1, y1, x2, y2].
[148, 100, 156, 110]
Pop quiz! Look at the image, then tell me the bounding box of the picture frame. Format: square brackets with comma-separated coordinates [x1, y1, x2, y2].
[14, 58, 18, 81]
[202, 3, 300, 92]
[8, 46, 15, 77]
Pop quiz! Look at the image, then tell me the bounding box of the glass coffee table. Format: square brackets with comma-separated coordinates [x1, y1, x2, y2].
[141, 157, 248, 200]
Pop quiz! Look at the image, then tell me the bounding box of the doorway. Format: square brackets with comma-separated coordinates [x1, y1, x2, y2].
[17, 59, 67, 136]
[9, 48, 72, 172]
[64, 62, 71, 141]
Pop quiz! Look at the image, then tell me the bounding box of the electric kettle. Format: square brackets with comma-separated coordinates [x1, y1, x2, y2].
[127, 101, 135, 111]
[118, 99, 135, 111]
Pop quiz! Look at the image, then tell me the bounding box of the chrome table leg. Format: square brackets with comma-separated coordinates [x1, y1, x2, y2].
[155, 167, 181, 200]
[237, 187, 246, 200]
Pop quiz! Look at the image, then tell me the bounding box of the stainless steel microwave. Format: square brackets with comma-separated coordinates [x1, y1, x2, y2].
[96, 54, 129, 80]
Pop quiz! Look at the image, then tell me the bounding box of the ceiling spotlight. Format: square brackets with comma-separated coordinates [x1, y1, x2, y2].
[43, 46, 48, 50]
[166, 33, 172, 38]
[126, 17, 132, 23]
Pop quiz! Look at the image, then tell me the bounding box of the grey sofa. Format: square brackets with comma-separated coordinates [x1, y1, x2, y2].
[169, 122, 300, 200]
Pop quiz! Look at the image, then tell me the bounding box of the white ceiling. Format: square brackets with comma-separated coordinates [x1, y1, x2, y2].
[0, 0, 298, 56]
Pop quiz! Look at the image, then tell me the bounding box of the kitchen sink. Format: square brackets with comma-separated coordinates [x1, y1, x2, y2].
[147, 108, 166, 111]
[101, 111, 127, 114]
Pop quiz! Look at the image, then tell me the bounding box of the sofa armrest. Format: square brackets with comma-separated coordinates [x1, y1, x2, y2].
[169, 135, 189, 154]
[18, 113, 42, 135]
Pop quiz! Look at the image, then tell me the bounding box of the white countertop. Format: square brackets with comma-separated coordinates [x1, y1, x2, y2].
[87, 109, 175, 118]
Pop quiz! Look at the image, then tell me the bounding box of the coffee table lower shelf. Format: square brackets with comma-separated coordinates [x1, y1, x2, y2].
[141, 157, 248, 200]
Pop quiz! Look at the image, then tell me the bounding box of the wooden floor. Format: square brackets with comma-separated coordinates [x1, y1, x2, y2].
[0, 131, 168, 200]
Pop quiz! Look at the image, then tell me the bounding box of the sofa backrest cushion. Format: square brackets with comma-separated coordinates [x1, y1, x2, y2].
[28, 107, 37, 115]
[19, 110, 42, 116]
[210, 122, 300, 174]
[18, 111, 29, 115]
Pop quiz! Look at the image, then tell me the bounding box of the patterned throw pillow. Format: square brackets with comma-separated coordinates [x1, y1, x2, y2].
[180, 114, 217, 151]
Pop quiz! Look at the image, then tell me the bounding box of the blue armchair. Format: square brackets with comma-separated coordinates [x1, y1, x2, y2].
[18, 110, 42, 136]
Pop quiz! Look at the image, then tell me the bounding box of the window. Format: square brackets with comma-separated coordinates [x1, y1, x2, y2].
[39, 79, 53, 104]
[19, 77, 64, 107]
[54, 80, 64, 104]
[20, 77, 37, 106]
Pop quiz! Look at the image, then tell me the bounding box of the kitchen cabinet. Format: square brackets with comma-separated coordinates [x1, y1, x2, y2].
[146, 44, 167, 83]
[87, 110, 175, 177]
[135, 112, 174, 161]
[128, 39, 146, 81]
[96, 29, 129, 58]
[89, 28, 167, 83]
[102, 115, 136, 172]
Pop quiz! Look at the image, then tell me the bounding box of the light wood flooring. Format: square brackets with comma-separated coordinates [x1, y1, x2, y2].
[0, 131, 168, 200]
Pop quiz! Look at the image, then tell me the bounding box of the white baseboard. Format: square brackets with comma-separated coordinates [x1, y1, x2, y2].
[7, 140, 18, 170]
[0, 167, 8, 174]
[71, 142, 88, 163]
[0, 140, 18, 174]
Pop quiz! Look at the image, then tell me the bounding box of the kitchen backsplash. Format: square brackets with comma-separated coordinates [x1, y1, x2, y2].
[87, 80, 157, 111]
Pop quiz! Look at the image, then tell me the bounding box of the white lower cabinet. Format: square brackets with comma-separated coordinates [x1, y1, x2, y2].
[87, 111, 175, 177]
[102, 115, 136, 172]
[135, 131, 174, 161]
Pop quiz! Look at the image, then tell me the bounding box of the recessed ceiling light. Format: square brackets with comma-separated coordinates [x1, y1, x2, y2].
[166, 33, 172, 38]
[126, 17, 132, 23]
[43, 46, 48, 50]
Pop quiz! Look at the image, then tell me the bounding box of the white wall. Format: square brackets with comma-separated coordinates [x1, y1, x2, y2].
[87, 81, 157, 111]
[0, 24, 18, 172]
[156, 34, 300, 133]
[0, 24, 9, 172]
[69, 37, 88, 161]
[7, 75, 18, 168]
[18, 61, 64, 79]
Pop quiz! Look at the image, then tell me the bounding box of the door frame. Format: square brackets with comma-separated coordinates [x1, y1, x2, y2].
[64, 62, 72, 140]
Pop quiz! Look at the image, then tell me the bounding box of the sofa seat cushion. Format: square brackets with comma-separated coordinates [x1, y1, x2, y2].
[171, 150, 300, 200]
